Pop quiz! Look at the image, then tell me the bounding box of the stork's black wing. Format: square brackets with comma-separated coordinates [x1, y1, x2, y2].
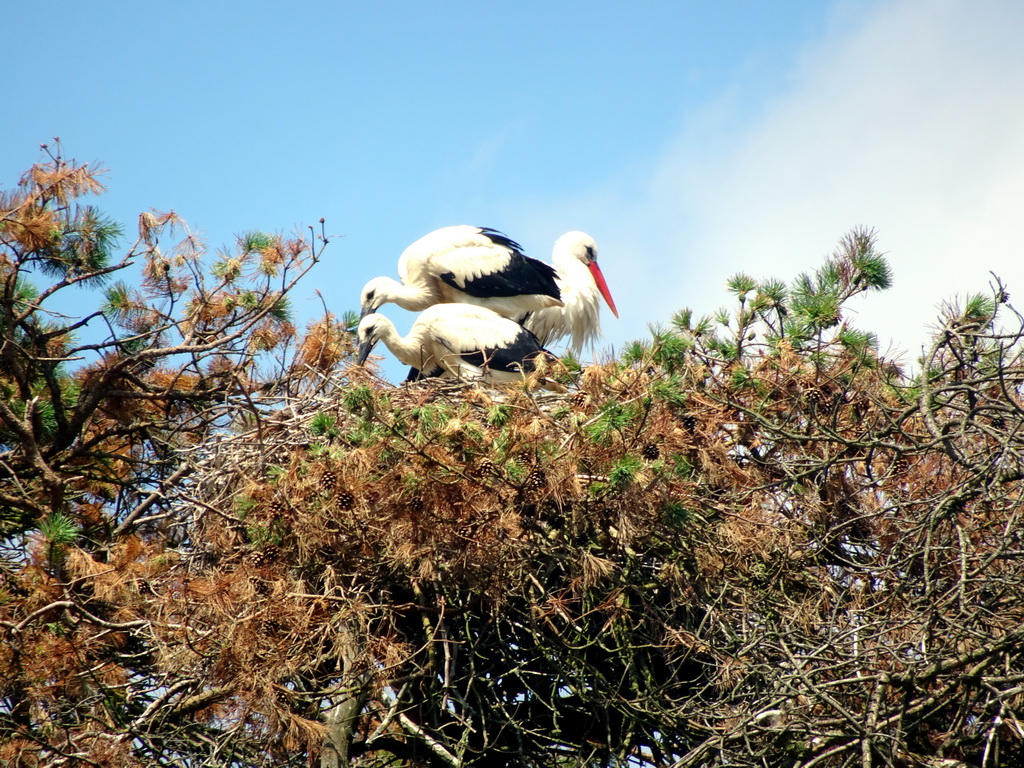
[442, 325, 555, 374]
[436, 228, 561, 301]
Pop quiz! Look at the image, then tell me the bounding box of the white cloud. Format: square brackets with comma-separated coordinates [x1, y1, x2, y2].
[589, 0, 1024, 365]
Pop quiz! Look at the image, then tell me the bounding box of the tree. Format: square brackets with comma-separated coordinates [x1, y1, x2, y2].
[0, 143, 337, 765]
[3, 148, 1024, 768]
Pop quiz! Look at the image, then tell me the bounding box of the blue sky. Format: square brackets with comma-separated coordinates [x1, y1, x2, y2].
[5, 0, 1024, 377]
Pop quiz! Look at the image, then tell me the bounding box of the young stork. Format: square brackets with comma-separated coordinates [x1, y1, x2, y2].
[359, 226, 563, 319]
[355, 304, 560, 386]
[519, 231, 619, 355]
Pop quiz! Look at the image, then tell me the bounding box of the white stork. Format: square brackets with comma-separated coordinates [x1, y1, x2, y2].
[355, 304, 560, 386]
[519, 231, 618, 355]
[359, 226, 563, 319]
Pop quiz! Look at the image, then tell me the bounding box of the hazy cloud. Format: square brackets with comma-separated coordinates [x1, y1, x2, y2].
[585, 0, 1024, 364]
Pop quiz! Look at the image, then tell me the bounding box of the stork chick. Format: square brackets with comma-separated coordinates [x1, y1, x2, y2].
[356, 304, 562, 388]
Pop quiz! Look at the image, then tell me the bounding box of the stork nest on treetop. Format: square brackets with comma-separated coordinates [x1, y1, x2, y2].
[174, 363, 716, 593]
[150, 360, 735, 742]
[145, 345, 953, 761]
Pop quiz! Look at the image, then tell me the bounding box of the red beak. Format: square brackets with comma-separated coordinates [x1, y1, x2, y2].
[587, 261, 619, 318]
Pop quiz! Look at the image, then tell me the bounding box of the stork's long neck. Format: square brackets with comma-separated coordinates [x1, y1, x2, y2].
[393, 260, 443, 311]
[551, 248, 602, 352]
[552, 252, 599, 304]
[388, 277, 438, 312]
[380, 321, 432, 370]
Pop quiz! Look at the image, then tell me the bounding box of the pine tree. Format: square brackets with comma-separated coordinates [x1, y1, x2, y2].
[3, 147, 1024, 768]
[0, 143, 338, 766]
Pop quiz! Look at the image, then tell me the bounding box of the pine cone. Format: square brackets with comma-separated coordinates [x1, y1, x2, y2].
[526, 468, 546, 491]
[320, 469, 337, 494]
[471, 458, 497, 478]
[681, 415, 698, 432]
[408, 496, 425, 513]
[337, 489, 355, 510]
[642, 443, 660, 460]
[266, 498, 288, 520]
[261, 617, 286, 634]
[248, 545, 281, 568]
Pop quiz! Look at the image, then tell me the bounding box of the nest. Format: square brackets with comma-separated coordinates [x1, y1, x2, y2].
[170, 366, 710, 592]
[147, 363, 734, 756]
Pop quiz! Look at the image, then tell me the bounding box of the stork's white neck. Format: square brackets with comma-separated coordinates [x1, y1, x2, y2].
[375, 318, 433, 370]
[379, 276, 439, 312]
[530, 232, 604, 354]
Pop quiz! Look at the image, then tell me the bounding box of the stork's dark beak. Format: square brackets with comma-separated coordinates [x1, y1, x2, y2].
[355, 338, 377, 367]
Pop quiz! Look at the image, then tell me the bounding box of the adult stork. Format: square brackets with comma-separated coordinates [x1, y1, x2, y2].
[355, 304, 560, 387]
[359, 226, 563, 319]
[519, 231, 619, 355]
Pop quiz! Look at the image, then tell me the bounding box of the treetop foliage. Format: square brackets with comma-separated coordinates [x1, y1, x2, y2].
[2, 146, 1024, 768]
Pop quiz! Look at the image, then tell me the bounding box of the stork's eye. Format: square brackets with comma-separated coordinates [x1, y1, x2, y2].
[585, 245, 596, 262]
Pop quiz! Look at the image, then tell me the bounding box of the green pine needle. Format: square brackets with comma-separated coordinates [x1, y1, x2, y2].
[609, 454, 643, 488]
[309, 413, 338, 437]
[241, 231, 275, 254]
[621, 340, 649, 366]
[662, 502, 695, 527]
[342, 310, 360, 334]
[855, 254, 893, 291]
[39, 512, 77, 547]
[726, 273, 758, 298]
[962, 293, 997, 325]
[486, 404, 512, 427]
[341, 384, 375, 414]
[670, 308, 693, 332]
